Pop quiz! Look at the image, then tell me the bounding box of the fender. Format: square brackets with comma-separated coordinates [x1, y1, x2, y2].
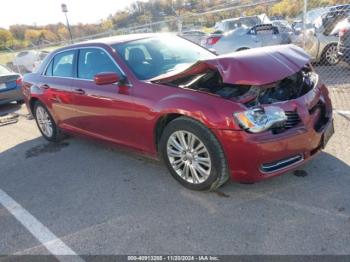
[153, 92, 244, 130]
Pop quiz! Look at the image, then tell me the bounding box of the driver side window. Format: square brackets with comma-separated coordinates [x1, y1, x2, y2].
[78, 48, 121, 80]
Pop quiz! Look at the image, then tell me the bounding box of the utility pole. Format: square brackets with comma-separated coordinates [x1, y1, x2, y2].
[61, 3, 73, 42]
[303, 0, 307, 48]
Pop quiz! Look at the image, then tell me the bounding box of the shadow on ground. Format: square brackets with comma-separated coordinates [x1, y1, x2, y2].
[1, 135, 350, 255]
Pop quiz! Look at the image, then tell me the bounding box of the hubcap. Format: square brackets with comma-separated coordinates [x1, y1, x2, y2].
[167, 131, 211, 184]
[36, 106, 53, 137]
[325, 45, 339, 65]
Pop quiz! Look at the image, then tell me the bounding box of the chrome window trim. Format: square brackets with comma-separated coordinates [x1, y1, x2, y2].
[42, 46, 127, 81]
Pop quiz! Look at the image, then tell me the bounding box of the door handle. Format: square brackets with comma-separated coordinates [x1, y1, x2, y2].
[41, 84, 50, 89]
[73, 88, 85, 95]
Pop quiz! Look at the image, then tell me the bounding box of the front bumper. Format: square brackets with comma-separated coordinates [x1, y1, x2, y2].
[213, 83, 333, 183]
[0, 87, 23, 105]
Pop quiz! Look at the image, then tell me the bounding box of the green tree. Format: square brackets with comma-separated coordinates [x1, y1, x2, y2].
[0, 29, 15, 50]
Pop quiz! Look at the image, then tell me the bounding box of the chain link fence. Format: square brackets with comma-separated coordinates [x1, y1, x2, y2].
[0, 0, 349, 107]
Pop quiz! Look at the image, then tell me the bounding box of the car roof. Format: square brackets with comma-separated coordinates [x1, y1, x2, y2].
[54, 33, 175, 53]
[81, 33, 169, 46]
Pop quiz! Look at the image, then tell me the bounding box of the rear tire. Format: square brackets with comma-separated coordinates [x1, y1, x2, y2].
[321, 44, 339, 66]
[33, 101, 62, 142]
[159, 117, 230, 191]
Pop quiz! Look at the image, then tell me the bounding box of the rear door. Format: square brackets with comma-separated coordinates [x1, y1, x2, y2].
[40, 50, 78, 127]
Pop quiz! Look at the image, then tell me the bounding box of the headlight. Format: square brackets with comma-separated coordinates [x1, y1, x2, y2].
[234, 106, 287, 133]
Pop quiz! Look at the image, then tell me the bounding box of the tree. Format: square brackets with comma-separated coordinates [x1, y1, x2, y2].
[0, 29, 15, 50]
[101, 19, 113, 32]
[24, 29, 42, 45]
[57, 26, 69, 40]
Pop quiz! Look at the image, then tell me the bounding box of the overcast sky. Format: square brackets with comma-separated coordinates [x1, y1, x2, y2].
[1, 0, 142, 28]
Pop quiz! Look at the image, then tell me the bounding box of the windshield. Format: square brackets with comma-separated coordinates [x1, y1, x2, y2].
[112, 35, 215, 80]
[0, 65, 11, 75]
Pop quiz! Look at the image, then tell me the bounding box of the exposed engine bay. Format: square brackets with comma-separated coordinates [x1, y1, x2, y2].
[158, 66, 316, 107]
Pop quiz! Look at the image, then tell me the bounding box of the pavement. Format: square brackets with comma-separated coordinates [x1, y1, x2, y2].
[0, 64, 350, 257]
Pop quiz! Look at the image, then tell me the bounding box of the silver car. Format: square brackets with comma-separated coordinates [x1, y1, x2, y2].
[201, 24, 290, 55]
[294, 10, 349, 65]
[180, 30, 207, 45]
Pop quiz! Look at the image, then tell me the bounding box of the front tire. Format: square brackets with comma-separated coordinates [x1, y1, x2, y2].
[33, 101, 62, 142]
[159, 117, 229, 191]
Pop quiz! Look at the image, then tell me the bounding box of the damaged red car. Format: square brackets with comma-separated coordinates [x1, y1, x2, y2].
[22, 34, 334, 191]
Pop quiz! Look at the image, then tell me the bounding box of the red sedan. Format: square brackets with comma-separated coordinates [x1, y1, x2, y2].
[22, 34, 334, 191]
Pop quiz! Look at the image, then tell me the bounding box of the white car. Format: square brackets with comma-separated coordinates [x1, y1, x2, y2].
[201, 24, 290, 55]
[180, 30, 207, 44]
[12, 50, 49, 73]
[214, 14, 271, 33]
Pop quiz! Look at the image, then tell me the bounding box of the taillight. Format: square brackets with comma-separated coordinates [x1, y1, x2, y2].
[16, 77, 22, 86]
[339, 28, 349, 38]
[206, 36, 221, 46]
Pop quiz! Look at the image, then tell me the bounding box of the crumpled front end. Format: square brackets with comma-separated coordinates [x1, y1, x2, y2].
[213, 77, 334, 182]
[155, 44, 334, 182]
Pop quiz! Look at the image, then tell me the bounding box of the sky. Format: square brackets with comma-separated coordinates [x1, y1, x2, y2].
[1, 0, 142, 28]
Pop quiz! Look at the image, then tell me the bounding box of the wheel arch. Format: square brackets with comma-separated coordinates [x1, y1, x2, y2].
[29, 97, 40, 115]
[154, 113, 183, 152]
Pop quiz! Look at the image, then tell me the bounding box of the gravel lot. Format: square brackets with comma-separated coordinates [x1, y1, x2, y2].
[0, 64, 350, 257]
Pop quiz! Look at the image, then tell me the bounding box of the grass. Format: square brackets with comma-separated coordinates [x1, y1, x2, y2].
[0, 52, 16, 66]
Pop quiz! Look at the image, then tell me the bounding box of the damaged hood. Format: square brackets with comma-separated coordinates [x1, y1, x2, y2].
[154, 44, 310, 86]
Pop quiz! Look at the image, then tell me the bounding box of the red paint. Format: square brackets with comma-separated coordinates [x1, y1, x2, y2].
[94, 72, 120, 85]
[154, 44, 310, 86]
[22, 35, 333, 183]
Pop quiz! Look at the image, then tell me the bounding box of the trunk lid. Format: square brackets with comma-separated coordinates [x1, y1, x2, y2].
[0, 74, 21, 91]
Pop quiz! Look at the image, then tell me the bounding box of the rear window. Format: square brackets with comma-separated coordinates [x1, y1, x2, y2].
[52, 51, 75, 77]
[78, 48, 121, 80]
[45, 60, 53, 76]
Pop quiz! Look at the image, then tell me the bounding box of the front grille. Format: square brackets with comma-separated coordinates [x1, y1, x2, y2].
[261, 154, 304, 173]
[284, 111, 301, 129]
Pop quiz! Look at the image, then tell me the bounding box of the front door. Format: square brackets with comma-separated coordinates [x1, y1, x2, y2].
[69, 47, 140, 149]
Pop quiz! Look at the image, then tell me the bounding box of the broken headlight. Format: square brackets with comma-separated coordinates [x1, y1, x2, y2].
[234, 106, 287, 133]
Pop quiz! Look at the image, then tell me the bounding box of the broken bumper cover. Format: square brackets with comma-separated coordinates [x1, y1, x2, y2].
[212, 82, 333, 183]
[213, 118, 333, 183]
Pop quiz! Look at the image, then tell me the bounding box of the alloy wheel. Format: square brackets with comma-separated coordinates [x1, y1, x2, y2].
[167, 130, 211, 184]
[36, 106, 53, 138]
[325, 45, 339, 65]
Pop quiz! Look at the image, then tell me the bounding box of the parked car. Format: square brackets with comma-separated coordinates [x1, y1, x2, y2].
[293, 4, 350, 65]
[12, 50, 49, 73]
[295, 15, 345, 65]
[292, 5, 350, 33]
[272, 20, 297, 42]
[180, 30, 207, 45]
[22, 34, 334, 191]
[213, 14, 270, 33]
[0, 65, 23, 105]
[292, 7, 331, 33]
[335, 17, 350, 65]
[201, 24, 290, 55]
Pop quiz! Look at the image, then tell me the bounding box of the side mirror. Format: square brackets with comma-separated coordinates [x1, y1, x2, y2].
[94, 72, 120, 85]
